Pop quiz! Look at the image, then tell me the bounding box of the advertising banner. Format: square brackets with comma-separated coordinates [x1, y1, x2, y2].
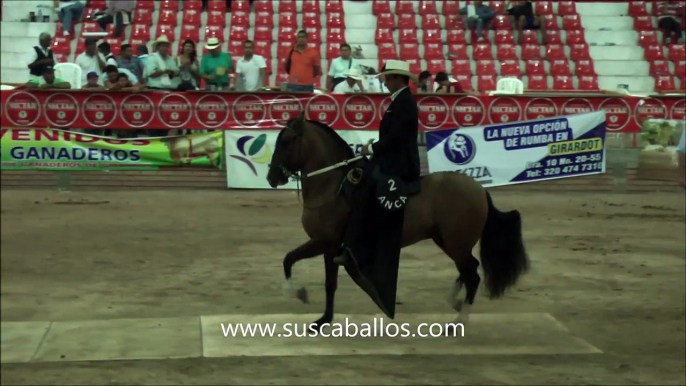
[225, 130, 378, 189]
[0, 128, 223, 170]
[426, 111, 607, 187]
[2, 89, 683, 133]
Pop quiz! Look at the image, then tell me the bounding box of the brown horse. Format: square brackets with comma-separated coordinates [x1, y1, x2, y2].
[267, 112, 529, 330]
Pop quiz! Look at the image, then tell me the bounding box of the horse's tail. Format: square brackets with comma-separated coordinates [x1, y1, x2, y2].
[479, 191, 530, 299]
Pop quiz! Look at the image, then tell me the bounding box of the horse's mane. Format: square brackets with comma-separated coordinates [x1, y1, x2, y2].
[287, 118, 355, 158]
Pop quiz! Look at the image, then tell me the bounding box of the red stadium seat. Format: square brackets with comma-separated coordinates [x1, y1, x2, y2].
[397, 14, 416, 29]
[302, 0, 320, 13]
[377, 13, 395, 28]
[650, 60, 671, 75]
[231, 0, 250, 12]
[136, 0, 154, 9]
[228, 40, 244, 56]
[447, 30, 467, 45]
[253, 40, 271, 57]
[129, 38, 146, 50]
[472, 43, 493, 60]
[302, 12, 321, 28]
[326, 0, 344, 13]
[544, 30, 563, 45]
[207, 0, 226, 12]
[628, 2, 648, 16]
[445, 15, 465, 30]
[278, 27, 297, 42]
[375, 28, 394, 44]
[669, 45, 686, 62]
[51, 38, 71, 55]
[277, 41, 294, 57]
[423, 29, 441, 44]
[496, 44, 517, 60]
[680, 76, 686, 91]
[527, 75, 548, 90]
[159, 0, 179, 11]
[183, 0, 203, 10]
[644, 44, 665, 61]
[405, 58, 421, 73]
[477, 75, 497, 91]
[134, 8, 153, 25]
[633, 16, 654, 31]
[53, 52, 67, 63]
[455, 75, 474, 91]
[545, 44, 566, 60]
[542, 14, 559, 30]
[557, 1, 577, 15]
[525, 59, 546, 75]
[254, 0, 274, 13]
[158, 9, 177, 26]
[80, 21, 100, 34]
[675, 60, 686, 77]
[231, 11, 250, 27]
[180, 24, 200, 41]
[229, 26, 248, 41]
[327, 13, 344, 28]
[442, 1, 459, 16]
[450, 59, 472, 75]
[550, 60, 571, 76]
[156, 24, 176, 42]
[422, 14, 441, 29]
[424, 43, 444, 59]
[535, 1, 554, 15]
[447, 44, 468, 59]
[562, 15, 582, 30]
[553, 75, 575, 90]
[399, 29, 418, 44]
[278, 0, 296, 13]
[494, 30, 515, 44]
[426, 59, 446, 73]
[578, 75, 599, 91]
[521, 44, 543, 60]
[396, 0, 415, 15]
[492, 15, 511, 30]
[500, 60, 521, 77]
[565, 30, 586, 45]
[476, 60, 496, 75]
[490, 1, 507, 14]
[254, 26, 272, 42]
[254, 12, 272, 28]
[327, 28, 346, 43]
[182, 9, 201, 27]
[279, 13, 297, 28]
[378, 43, 398, 59]
[574, 60, 595, 76]
[400, 43, 420, 59]
[418, 0, 438, 15]
[130, 24, 150, 40]
[638, 31, 658, 46]
[373, 0, 391, 15]
[520, 30, 539, 45]
[655, 75, 676, 92]
[204, 25, 224, 41]
[570, 44, 591, 61]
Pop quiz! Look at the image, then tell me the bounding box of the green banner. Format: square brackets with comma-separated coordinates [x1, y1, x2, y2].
[0, 128, 223, 170]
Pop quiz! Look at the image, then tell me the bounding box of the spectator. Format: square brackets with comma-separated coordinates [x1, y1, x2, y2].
[458, 1, 495, 42]
[98, 42, 118, 66]
[236, 40, 267, 91]
[283, 30, 321, 92]
[82, 71, 106, 89]
[332, 68, 365, 94]
[20, 66, 71, 89]
[177, 39, 201, 91]
[365, 67, 390, 93]
[417, 71, 432, 93]
[137, 45, 149, 67]
[96, 0, 134, 38]
[26, 33, 57, 80]
[117, 43, 144, 81]
[507, 1, 545, 44]
[200, 37, 234, 91]
[54, 0, 84, 37]
[100, 64, 138, 88]
[657, 1, 684, 44]
[433, 72, 464, 93]
[327, 43, 361, 91]
[144, 35, 179, 90]
[75, 37, 107, 85]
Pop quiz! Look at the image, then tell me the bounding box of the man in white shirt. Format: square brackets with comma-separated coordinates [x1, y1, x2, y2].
[75, 38, 107, 85]
[236, 40, 267, 91]
[98, 41, 119, 66]
[27, 33, 57, 80]
[365, 69, 390, 93]
[327, 43, 361, 91]
[332, 68, 365, 94]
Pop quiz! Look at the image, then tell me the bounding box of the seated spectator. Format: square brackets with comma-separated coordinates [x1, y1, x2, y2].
[82, 71, 106, 89]
[144, 35, 180, 90]
[137, 45, 149, 67]
[177, 39, 201, 91]
[658, 1, 684, 44]
[507, 1, 545, 44]
[117, 43, 144, 81]
[365, 67, 389, 93]
[95, 0, 134, 38]
[433, 72, 464, 93]
[54, 0, 84, 37]
[75, 37, 106, 85]
[98, 42, 118, 66]
[200, 37, 234, 91]
[458, 1, 495, 42]
[26, 33, 57, 80]
[20, 66, 71, 89]
[417, 71, 432, 93]
[333, 68, 365, 94]
[327, 43, 361, 91]
[236, 40, 268, 91]
[100, 64, 138, 88]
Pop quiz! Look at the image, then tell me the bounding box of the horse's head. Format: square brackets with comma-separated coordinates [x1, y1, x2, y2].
[267, 111, 308, 188]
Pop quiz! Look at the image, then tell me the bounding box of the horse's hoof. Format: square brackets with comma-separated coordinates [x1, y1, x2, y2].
[296, 287, 309, 304]
[452, 300, 463, 312]
[309, 316, 333, 334]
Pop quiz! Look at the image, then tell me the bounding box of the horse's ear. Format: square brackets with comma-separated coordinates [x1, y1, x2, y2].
[296, 110, 305, 122]
[293, 110, 306, 134]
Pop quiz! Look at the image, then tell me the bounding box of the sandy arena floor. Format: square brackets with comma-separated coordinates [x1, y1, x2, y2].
[0, 189, 684, 385]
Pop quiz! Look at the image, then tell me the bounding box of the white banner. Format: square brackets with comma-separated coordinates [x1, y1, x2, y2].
[224, 130, 378, 189]
[426, 111, 607, 188]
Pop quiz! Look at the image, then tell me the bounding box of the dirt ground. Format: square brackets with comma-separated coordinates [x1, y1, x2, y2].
[1, 189, 684, 385]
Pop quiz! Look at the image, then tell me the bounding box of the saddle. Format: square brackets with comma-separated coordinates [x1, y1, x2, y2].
[339, 160, 421, 211]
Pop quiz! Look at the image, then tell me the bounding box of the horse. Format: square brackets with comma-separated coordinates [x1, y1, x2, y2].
[267, 112, 529, 330]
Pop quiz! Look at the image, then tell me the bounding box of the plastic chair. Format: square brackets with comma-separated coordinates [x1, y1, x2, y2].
[489, 77, 524, 96]
[54, 63, 82, 89]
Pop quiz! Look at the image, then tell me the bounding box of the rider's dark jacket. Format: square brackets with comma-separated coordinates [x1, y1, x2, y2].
[371, 86, 421, 182]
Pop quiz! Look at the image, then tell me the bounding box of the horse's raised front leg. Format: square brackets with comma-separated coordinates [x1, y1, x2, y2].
[310, 253, 339, 332]
[282, 239, 328, 303]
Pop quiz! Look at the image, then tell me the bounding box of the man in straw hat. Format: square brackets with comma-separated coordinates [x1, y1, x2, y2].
[144, 35, 179, 91]
[332, 68, 365, 94]
[200, 37, 234, 91]
[335, 60, 421, 318]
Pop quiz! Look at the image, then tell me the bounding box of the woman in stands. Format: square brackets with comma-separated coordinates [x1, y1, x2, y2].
[177, 40, 201, 92]
[507, 1, 546, 44]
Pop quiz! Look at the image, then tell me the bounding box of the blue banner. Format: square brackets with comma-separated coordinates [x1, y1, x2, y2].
[426, 111, 607, 187]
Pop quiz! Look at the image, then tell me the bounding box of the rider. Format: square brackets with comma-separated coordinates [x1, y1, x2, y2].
[335, 60, 421, 313]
